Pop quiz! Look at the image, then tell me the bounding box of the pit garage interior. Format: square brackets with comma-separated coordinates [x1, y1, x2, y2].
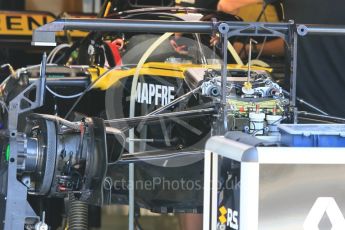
[1, 0, 345, 230]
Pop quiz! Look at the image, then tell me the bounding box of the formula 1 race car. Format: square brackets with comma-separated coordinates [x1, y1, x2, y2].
[0, 1, 302, 229]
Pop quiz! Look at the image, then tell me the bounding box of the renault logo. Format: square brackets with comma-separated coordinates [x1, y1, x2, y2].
[304, 197, 345, 230]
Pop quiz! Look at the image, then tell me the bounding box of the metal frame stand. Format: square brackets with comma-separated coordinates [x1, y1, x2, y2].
[0, 53, 47, 229]
[216, 20, 297, 130]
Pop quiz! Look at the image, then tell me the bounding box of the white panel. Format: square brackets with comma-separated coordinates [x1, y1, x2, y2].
[211, 153, 219, 230]
[203, 150, 212, 230]
[257, 147, 345, 164]
[240, 162, 259, 230]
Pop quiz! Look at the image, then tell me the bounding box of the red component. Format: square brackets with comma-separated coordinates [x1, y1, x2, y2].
[79, 123, 85, 135]
[239, 106, 245, 113]
[106, 40, 122, 66]
[256, 104, 260, 113]
[58, 186, 67, 192]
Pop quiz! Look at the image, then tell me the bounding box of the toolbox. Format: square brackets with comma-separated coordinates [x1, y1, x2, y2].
[278, 124, 345, 147]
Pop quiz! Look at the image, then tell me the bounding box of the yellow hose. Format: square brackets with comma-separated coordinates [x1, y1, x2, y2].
[228, 41, 244, 65]
[104, 2, 111, 17]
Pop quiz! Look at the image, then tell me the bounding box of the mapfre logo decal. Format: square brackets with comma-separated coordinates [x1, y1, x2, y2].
[304, 197, 345, 230]
[136, 83, 174, 106]
[218, 206, 238, 230]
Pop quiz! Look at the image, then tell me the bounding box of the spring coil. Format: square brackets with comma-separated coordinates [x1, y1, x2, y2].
[68, 195, 89, 230]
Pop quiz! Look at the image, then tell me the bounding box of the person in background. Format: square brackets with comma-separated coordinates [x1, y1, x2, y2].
[218, 0, 284, 57]
[176, 0, 218, 10]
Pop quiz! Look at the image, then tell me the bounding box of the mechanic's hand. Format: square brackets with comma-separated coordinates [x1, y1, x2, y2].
[210, 34, 220, 47]
[170, 39, 188, 55]
[170, 33, 188, 55]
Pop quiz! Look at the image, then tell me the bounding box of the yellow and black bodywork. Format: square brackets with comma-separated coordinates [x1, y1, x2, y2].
[88, 62, 272, 90]
[13, 62, 272, 149]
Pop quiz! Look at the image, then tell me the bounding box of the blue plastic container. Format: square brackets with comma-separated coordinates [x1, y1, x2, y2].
[278, 124, 345, 147]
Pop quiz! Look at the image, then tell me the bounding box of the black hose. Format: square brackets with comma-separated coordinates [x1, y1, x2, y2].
[68, 195, 89, 230]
